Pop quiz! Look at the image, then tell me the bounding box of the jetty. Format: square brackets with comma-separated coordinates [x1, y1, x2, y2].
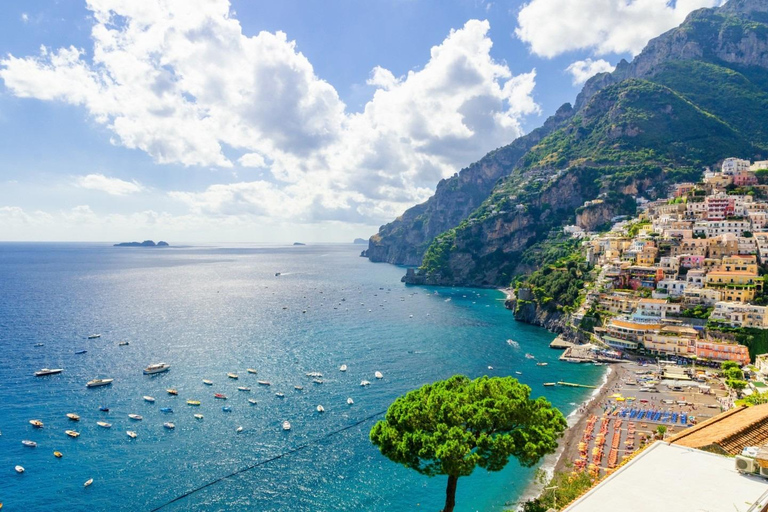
[557, 381, 597, 389]
[549, 335, 574, 350]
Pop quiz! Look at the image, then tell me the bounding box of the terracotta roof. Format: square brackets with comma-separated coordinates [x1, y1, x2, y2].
[668, 404, 768, 455]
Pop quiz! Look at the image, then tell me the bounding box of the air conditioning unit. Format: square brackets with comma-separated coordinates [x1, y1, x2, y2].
[759, 466, 768, 479]
[735, 455, 758, 473]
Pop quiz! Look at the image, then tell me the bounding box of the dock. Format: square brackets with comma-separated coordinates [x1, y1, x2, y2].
[549, 335, 575, 349]
[557, 381, 597, 389]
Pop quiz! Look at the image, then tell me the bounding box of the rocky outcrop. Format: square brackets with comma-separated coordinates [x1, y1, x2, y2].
[505, 289, 569, 334]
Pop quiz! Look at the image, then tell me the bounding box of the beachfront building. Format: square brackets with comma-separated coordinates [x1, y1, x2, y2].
[635, 298, 681, 319]
[695, 338, 750, 365]
[642, 325, 698, 356]
[600, 318, 663, 350]
[710, 301, 768, 329]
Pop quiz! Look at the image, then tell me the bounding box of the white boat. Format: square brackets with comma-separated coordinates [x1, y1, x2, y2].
[525, 353, 535, 359]
[306, 372, 323, 378]
[248, 399, 258, 405]
[515, 371, 522, 375]
[282, 421, 291, 431]
[294, 385, 304, 390]
[126, 430, 137, 438]
[86, 378, 113, 388]
[97, 421, 112, 428]
[15, 465, 25, 473]
[143, 363, 171, 375]
[347, 397, 354, 405]
[237, 386, 251, 392]
[87, 334, 101, 339]
[257, 380, 271, 386]
[194, 414, 204, 419]
[316, 405, 325, 413]
[236, 426, 243, 433]
[65, 430, 80, 438]
[163, 422, 175, 429]
[247, 368, 258, 374]
[536, 362, 548, 367]
[275, 392, 285, 398]
[313, 379, 323, 385]
[67, 413, 80, 421]
[543, 382, 556, 387]
[203, 379, 213, 385]
[84, 478, 93, 487]
[21, 440, 37, 447]
[227, 373, 238, 379]
[143, 396, 155, 403]
[29, 419, 44, 428]
[34, 368, 63, 377]
[118, 341, 129, 346]
[339, 364, 347, 372]
[374, 371, 383, 379]
[360, 380, 371, 386]
[128, 414, 143, 420]
[488, 366, 494, 370]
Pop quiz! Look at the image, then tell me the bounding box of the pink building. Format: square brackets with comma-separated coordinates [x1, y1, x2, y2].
[679, 254, 705, 268]
[733, 172, 758, 187]
[706, 195, 734, 221]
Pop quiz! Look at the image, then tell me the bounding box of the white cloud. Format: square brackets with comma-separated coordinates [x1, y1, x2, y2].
[76, 173, 144, 195]
[0, 1, 539, 226]
[515, 0, 723, 58]
[566, 58, 616, 85]
[21, 13, 29, 23]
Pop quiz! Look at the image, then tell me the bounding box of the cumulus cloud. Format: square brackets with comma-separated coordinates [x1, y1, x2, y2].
[0, 1, 539, 225]
[516, 0, 723, 58]
[76, 173, 144, 195]
[566, 58, 616, 85]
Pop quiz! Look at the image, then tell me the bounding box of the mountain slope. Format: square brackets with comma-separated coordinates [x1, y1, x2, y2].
[365, 0, 768, 287]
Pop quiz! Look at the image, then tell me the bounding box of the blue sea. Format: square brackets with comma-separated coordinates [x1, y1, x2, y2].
[0, 243, 604, 511]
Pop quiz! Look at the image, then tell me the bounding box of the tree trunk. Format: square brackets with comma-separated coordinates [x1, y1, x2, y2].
[443, 474, 459, 512]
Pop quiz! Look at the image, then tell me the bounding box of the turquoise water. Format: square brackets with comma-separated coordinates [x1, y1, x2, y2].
[0, 243, 604, 511]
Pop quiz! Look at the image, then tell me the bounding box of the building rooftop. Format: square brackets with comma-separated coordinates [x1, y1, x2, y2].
[638, 298, 668, 304]
[610, 319, 662, 330]
[562, 442, 768, 512]
[668, 404, 768, 456]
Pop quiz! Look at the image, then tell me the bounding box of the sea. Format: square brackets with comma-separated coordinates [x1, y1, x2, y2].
[0, 243, 605, 511]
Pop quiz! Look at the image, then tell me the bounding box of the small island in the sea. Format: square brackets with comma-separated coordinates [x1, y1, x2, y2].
[293, 242, 306, 246]
[353, 238, 367, 244]
[113, 240, 169, 247]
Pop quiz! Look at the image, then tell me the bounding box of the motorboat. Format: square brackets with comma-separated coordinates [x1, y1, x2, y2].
[374, 371, 383, 379]
[222, 406, 232, 412]
[339, 365, 347, 372]
[34, 368, 63, 377]
[84, 478, 93, 487]
[29, 419, 44, 428]
[275, 392, 285, 398]
[187, 400, 201, 406]
[126, 431, 137, 438]
[214, 393, 227, 400]
[97, 421, 112, 428]
[488, 366, 494, 370]
[87, 334, 101, 339]
[237, 387, 251, 392]
[236, 426, 244, 433]
[66, 413, 80, 421]
[143, 396, 155, 403]
[128, 414, 143, 420]
[316, 405, 325, 413]
[543, 382, 556, 387]
[15, 465, 25, 473]
[360, 380, 371, 386]
[163, 422, 175, 429]
[21, 440, 37, 447]
[257, 380, 271, 386]
[294, 385, 304, 391]
[347, 397, 354, 405]
[143, 363, 170, 375]
[34, 343, 44, 347]
[306, 372, 323, 378]
[536, 362, 548, 367]
[75, 350, 87, 355]
[118, 341, 129, 346]
[54, 451, 63, 458]
[247, 368, 258, 374]
[160, 407, 173, 413]
[282, 421, 291, 431]
[515, 371, 522, 375]
[248, 399, 258, 405]
[525, 353, 535, 359]
[166, 389, 178, 395]
[65, 430, 80, 438]
[194, 414, 204, 419]
[227, 373, 238, 379]
[275, 272, 281, 277]
[99, 406, 109, 412]
[203, 379, 213, 385]
[86, 378, 113, 388]
[313, 379, 323, 385]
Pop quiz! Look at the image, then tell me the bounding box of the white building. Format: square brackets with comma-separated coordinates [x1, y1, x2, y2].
[722, 157, 752, 175]
[710, 301, 768, 328]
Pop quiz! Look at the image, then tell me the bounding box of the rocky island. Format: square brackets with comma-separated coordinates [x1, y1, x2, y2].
[113, 240, 169, 247]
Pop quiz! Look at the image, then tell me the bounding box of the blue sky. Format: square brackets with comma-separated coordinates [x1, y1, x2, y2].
[0, 0, 722, 242]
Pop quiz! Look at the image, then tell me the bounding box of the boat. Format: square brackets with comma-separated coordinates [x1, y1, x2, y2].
[543, 382, 556, 387]
[488, 366, 494, 370]
[360, 380, 371, 386]
[339, 364, 347, 372]
[187, 400, 201, 406]
[294, 385, 304, 390]
[128, 414, 143, 420]
[203, 379, 213, 385]
[194, 414, 204, 419]
[247, 368, 258, 374]
[536, 362, 548, 367]
[515, 371, 522, 375]
[525, 353, 535, 359]
[126, 431, 137, 438]
[306, 372, 323, 378]
[84, 478, 93, 487]
[97, 421, 112, 428]
[86, 378, 113, 388]
[316, 405, 325, 413]
[248, 399, 258, 405]
[118, 341, 129, 346]
[22, 440, 37, 447]
[34, 343, 44, 347]
[238, 386, 251, 392]
[15, 465, 25, 473]
[65, 430, 80, 438]
[222, 406, 232, 412]
[227, 373, 238, 379]
[143, 363, 171, 375]
[282, 421, 291, 431]
[87, 334, 101, 339]
[593, 362, 605, 366]
[163, 422, 175, 429]
[54, 450, 63, 458]
[347, 398, 354, 405]
[214, 393, 227, 400]
[375, 371, 383, 379]
[275, 272, 281, 276]
[313, 379, 323, 384]
[75, 350, 87, 355]
[99, 406, 109, 412]
[143, 396, 155, 402]
[160, 407, 173, 413]
[66, 413, 80, 421]
[236, 426, 244, 433]
[257, 380, 271, 386]
[29, 419, 44, 428]
[166, 388, 178, 395]
[275, 392, 285, 398]
[34, 368, 63, 377]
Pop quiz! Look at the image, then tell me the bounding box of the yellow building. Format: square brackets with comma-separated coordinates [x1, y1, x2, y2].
[719, 254, 758, 274]
[643, 326, 698, 356]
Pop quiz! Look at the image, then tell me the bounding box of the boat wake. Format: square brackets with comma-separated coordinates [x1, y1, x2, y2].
[506, 339, 520, 349]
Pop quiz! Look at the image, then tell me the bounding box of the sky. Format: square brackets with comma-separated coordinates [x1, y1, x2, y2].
[0, 0, 724, 243]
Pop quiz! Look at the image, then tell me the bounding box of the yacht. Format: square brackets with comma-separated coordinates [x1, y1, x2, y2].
[187, 400, 201, 406]
[375, 371, 383, 379]
[96, 421, 112, 428]
[339, 364, 347, 372]
[294, 385, 304, 391]
[313, 379, 323, 385]
[536, 362, 548, 367]
[29, 420, 44, 428]
[21, 440, 37, 447]
[347, 397, 354, 405]
[203, 379, 213, 385]
[275, 392, 285, 398]
[66, 413, 80, 421]
[227, 373, 239, 379]
[126, 431, 137, 438]
[237, 386, 251, 392]
[118, 341, 129, 346]
[143, 396, 155, 403]
[360, 380, 371, 387]
[143, 363, 171, 375]
[163, 422, 175, 429]
[257, 380, 271, 386]
[248, 398, 258, 405]
[87, 334, 101, 339]
[160, 407, 173, 413]
[543, 382, 556, 387]
[86, 378, 113, 388]
[166, 389, 178, 395]
[214, 393, 227, 400]
[65, 430, 80, 438]
[282, 421, 291, 431]
[247, 368, 258, 374]
[34, 368, 63, 377]
[194, 414, 204, 419]
[128, 414, 143, 420]
[316, 405, 325, 413]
